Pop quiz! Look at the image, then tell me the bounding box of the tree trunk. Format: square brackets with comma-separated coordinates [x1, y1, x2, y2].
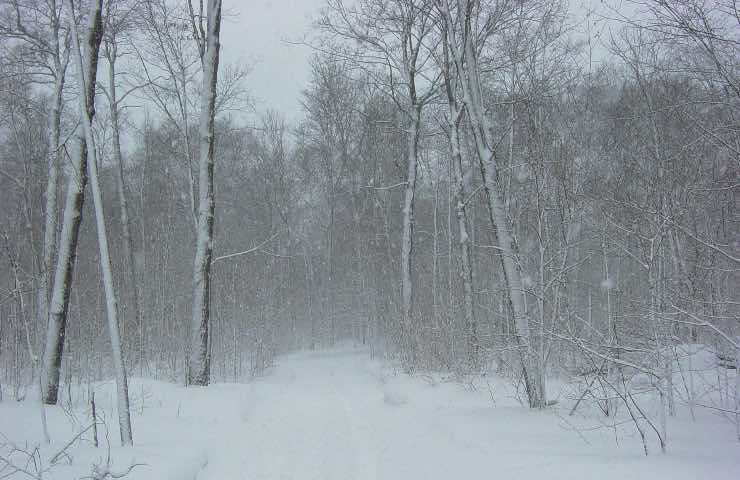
[400, 108, 420, 364]
[440, 0, 545, 407]
[106, 41, 143, 368]
[38, 66, 66, 340]
[67, 0, 133, 446]
[188, 0, 223, 386]
[449, 118, 477, 366]
[41, 2, 104, 405]
[41, 132, 87, 405]
[477, 148, 544, 408]
[441, 36, 477, 369]
[328, 184, 336, 345]
[452, 129, 477, 369]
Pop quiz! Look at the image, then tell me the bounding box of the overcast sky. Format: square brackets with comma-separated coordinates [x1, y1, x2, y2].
[216, 1, 623, 122]
[220, 0, 326, 121]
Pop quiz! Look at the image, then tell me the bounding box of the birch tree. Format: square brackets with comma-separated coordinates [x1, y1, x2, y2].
[41, 0, 99, 405]
[436, 0, 548, 407]
[0, 0, 70, 364]
[187, 0, 223, 386]
[64, 0, 133, 445]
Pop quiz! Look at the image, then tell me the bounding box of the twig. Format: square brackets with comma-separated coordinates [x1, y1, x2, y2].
[49, 423, 94, 465]
[213, 232, 279, 264]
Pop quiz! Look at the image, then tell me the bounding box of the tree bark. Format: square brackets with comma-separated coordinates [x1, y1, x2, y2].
[451, 127, 477, 368]
[67, 0, 133, 445]
[38, 49, 67, 342]
[188, 0, 223, 386]
[41, 1, 103, 406]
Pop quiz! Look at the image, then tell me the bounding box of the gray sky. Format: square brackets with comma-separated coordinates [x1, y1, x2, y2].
[220, 0, 326, 120]
[217, 1, 622, 122]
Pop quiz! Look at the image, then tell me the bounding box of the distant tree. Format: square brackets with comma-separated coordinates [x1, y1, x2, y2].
[319, 0, 440, 365]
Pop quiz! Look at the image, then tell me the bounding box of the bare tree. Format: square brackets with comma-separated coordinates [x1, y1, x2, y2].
[319, 0, 440, 365]
[41, 0, 99, 405]
[137, 0, 202, 229]
[301, 55, 367, 345]
[187, 0, 223, 386]
[0, 0, 71, 367]
[624, 0, 740, 100]
[65, 0, 133, 445]
[436, 0, 555, 407]
[101, 0, 143, 368]
[439, 29, 477, 368]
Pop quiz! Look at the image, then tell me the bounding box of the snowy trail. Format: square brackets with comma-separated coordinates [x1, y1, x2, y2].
[195, 348, 739, 480]
[4, 347, 737, 479]
[200, 350, 374, 479]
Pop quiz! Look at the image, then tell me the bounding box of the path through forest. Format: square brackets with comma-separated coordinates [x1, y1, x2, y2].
[2, 347, 738, 479]
[196, 348, 739, 480]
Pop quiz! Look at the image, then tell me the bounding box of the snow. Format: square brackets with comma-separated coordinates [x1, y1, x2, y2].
[2, 348, 739, 479]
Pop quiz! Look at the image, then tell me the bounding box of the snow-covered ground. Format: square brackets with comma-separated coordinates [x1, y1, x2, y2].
[2, 348, 738, 479]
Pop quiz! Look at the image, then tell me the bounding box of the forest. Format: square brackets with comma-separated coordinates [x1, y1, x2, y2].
[0, 0, 738, 478]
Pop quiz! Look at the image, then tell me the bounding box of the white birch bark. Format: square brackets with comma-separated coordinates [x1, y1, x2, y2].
[41, 2, 95, 404]
[39, 31, 68, 339]
[66, 0, 133, 446]
[187, 0, 223, 386]
[438, 0, 545, 407]
[41, 132, 87, 405]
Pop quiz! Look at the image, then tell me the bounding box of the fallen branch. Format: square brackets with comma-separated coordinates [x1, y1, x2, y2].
[50, 423, 94, 465]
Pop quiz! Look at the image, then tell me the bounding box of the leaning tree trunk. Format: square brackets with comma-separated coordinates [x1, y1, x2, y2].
[188, 0, 223, 386]
[440, 0, 545, 407]
[67, 0, 133, 445]
[475, 133, 545, 408]
[41, 1, 104, 406]
[469, 106, 545, 407]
